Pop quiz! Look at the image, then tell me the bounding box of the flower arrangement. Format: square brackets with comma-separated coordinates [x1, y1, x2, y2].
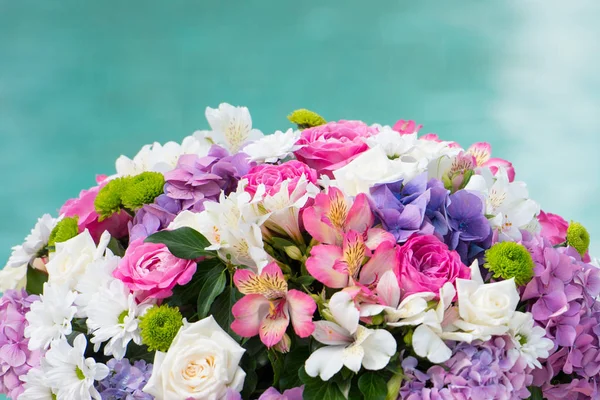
[1, 103, 598, 400]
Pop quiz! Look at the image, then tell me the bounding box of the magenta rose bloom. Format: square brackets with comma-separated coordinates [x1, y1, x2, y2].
[60, 176, 131, 242]
[113, 239, 196, 300]
[538, 210, 568, 246]
[244, 160, 318, 197]
[396, 234, 470, 298]
[293, 120, 377, 177]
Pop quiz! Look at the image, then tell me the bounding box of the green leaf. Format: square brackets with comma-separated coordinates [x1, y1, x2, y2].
[145, 227, 214, 260]
[268, 350, 285, 387]
[280, 346, 310, 390]
[25, 266, 47, 295]
[270, 237, 297, 250]
[106, 236, 126, 257]
[241, 369, 258, 399]
[299, 368, 346, 400]
[166, 258, 223, 309]
[292, 275, 315, 286]
[210, 286, 242, 341]
[528, 386, 544, 400]
[196, 266, 226, 319]
[358, 372, 387, 400]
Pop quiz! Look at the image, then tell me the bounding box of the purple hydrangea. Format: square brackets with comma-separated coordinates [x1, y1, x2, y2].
[400, 337, 533, 400]
[0, 289, 41, 399]
[521, 232, 600, 399]
[258, 386, 304, 400]
[96, 358, 154, 400]
[164, 145, 254, 212]
[129, 194, 182, 242]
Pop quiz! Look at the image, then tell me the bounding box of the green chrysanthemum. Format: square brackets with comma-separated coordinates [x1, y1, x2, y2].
[48, 216, 79, 247]
[121, 172, 165, 211]
[566, 221, 590, 256]
[94, 177, 128, 220]
[485, 242, 535, 286]
[139, 305, 183, 352]
[287, 108, 326, 130]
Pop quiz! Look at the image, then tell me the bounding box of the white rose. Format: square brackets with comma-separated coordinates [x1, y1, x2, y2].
[0, 264, 27, 292]
[45, 230, 111, 290]
[333, 146, 420, 196]
[143, 316, 246, 400]
[448, 261, 520, 342]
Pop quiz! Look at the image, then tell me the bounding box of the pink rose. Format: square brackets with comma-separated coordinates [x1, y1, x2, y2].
[244, 160, 318, 196]
[396, 235, 470, 298]
[538, 210, 568, 246]
[113, 239, 197, 300]
[293, 120, 377, 177]
[60, 176, 131, 243]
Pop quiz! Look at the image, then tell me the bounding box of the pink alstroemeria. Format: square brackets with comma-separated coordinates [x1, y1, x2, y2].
[305, 230, 398, 289]
[392, 119, 423, 135]
[231, 263, 316, 347]
[466, 142, 515, 182]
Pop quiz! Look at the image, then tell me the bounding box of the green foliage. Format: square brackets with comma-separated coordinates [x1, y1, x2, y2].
[94, 177, 128, 220]
[279, 346, 310, 390]
[121, 171, 165, 211]
[287, 108, 327, 130]
[48, 216, 79, 247]
[299, 368, 347, 400]
[139, 305, 183, 352]
[25, 265, 47, 295]
[485, 241, 534, 286]
[358, 372, 387, 400]
[566, 221, 590, 256]
[528, 386, 544, 400]
[145, 227, 215, 260]
[210, 286, 243, 342]
[196, 265, 227, 319]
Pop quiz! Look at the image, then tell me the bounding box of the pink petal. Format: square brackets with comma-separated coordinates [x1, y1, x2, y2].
[376, 270, 401, 308]
[259, 303, 290, 347]
[365, 228, 396, 251]
[286, 290, 317, 338]
[359, 241, 399, 286]
[312, 321, 353, 345]
[260, 262, 284, 281]
[345, 193, 374, 234]
[306, 245, 349, 288]
[467, 142, 491, 165]
[302, 206, 338, 245]
[483, 158, 515, 182]
[0, 343, 26, 368]
[231, 294, 270, 338]
[233, 268, 259, 294]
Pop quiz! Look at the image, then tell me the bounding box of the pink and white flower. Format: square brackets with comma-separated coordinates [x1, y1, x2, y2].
[231, 263, 316, 347]
[465, 142, 515, 182]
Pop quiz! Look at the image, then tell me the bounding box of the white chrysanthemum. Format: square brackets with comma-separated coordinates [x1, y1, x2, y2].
[85, 279, 154, 360]
[115, 135, 212, 176]
[74, 252, 120, 315]
[25, 282, 77, 350]
[19, 365, 55, 400]
[0, 263, 27, 292]
[202, 103, 263, 153]
[242, 128, 301, 163]
[508, 311, 554, 369]
[46, 230, 111, 290]
[44, 334, 109, 400]
[6, 213, 58, 268]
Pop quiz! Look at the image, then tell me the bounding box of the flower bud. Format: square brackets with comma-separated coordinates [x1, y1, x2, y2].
[273, 333, 291, 353]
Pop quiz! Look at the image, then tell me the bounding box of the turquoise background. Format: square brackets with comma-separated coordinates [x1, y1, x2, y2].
[0, 1, 600, 393]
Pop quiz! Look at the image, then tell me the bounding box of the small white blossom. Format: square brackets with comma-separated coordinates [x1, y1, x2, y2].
[6, 214, 58, 268]
[242, 128, 301, 163]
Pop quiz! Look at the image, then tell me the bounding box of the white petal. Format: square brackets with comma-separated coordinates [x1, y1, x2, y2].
[304, 346, 346, 381]
[342, 345, 364, 373]
[329, 291, 360, 334]
[312, 321, 353, 345]
[412, 325, 452, 363]
[360, 329, 396, 370]
[376, 270, 401, 308]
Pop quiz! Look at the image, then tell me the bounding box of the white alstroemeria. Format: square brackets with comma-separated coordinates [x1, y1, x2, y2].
[0, 263, 27, 292]
[365, 126, 420, 159]
[328, 291, 361, 335]
[19, 366, 56, 400]
[74, 252, 120, 316]
[201, 103, 264, 153]
[44, 335, 109, 400]
[465, 167, 540, 242]
[242, 128, 302, 163]
[333, 146, 420, 196]
[305, 321, 396, 381]
[46, 230, 112, 290]
[115, 135, 212, 176]
[6, 214, 58, 268]
[360, 270, 436, 324]
[85, 279, 154, 360]
[508, 311, 554, 369]
[24, 282, 77, 351]
[256, 175, 319, 244]
[446, 260, 520, 342]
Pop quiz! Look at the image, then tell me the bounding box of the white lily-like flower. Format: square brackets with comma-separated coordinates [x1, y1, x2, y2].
[465, 167, 540, 242]
[201, 103, 264, 153]
[305, 320, 396, 381]
[242, 128, 302, 163]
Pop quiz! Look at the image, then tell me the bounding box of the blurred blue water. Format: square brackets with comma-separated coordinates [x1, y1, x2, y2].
[0, 0, 599, 395]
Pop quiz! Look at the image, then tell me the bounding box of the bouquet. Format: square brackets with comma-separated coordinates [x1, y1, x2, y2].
[1, 104, 598, 400]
